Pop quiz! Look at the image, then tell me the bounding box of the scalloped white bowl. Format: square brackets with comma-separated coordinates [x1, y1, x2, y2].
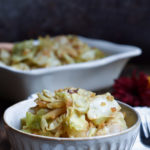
[0, 36, 142, 101]
[3, 98, 141, 150]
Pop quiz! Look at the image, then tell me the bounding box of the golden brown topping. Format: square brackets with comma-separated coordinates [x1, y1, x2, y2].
[111, 107, 116, 112]
[36, 100, 48, 108]
[100, 102, 106, 106]
[91, 93, 96, 97]
[23, 49, 30, 55]
[42, 50, 50, 56]
[65, 99, 73, 108]
[107, 95, 114, 101]
[89, 122, 95, 128]
[98, 123, 105, 129]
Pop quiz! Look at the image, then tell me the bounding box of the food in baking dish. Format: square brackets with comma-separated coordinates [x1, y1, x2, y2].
[0, 35, 105, 70]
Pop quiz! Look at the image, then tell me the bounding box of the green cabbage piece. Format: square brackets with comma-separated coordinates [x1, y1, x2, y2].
[23, 112, 41, 130]
[66, 108, 88, 131]
[92, 117, 108, 126]
[12, 40, 37, 63]
[72, 94, 89, 113]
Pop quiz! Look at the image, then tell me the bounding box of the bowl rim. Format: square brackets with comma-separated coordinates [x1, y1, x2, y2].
[0, 35, 142, 75]
[3, 98, 141, 141]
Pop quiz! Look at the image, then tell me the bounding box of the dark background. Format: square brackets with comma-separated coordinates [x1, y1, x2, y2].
[0, 0, 150, 64]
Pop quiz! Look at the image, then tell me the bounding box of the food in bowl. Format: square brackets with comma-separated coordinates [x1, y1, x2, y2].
[4, 92, 141, 150]
[21, 88, 127, 137]
[0, 35, 105, 70]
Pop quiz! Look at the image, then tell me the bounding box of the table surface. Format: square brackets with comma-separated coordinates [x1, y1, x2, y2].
[0, 63, 150, 150]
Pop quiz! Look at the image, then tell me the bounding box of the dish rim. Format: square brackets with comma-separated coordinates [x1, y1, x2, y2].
[3, 98, 141, 141]
[0, 36, 142, 75]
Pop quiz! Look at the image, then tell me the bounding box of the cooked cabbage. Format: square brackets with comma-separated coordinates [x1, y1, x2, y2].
[21, 88, 127, 137]
[0, 35, 105, 70]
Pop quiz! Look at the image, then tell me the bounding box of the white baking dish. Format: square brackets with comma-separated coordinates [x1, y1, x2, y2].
[0, 36, 142, 101]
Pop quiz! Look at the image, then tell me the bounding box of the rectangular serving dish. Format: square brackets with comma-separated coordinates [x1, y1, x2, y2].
[0, 36, 142, 101]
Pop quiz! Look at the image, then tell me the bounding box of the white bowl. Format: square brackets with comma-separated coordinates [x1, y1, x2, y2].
[0, 36, 142, 101]
[3, 98, 141, 150]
